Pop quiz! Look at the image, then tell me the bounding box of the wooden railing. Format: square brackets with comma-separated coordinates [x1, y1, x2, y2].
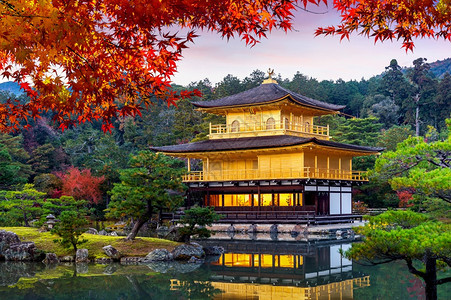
[209, 121, 329, 138]
[183, 168, 368, 182]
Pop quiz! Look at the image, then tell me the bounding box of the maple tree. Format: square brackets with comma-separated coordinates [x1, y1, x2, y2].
[316, 0, 451, 51]
[0, 0, 324, 132]
[55, 166, 104, 204]
[1, 1, 449, 132]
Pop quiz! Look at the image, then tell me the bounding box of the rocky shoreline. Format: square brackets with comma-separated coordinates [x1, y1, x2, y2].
[0, 230, 224, 264]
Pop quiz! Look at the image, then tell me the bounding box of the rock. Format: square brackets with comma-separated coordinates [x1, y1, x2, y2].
[227, 225, 235, 234]
[247, 224, 258, 233]
[0, 262, 38, 286]
[76, 263, 89, 274]
[96, 257, 113, 264]
[270, 224, 278, 241]
[203, 246, 224, 256]
[141, 249, 173, 262]
[144, 261, 202, 274]
[43, 253, 59, 264]
[171, 261, 202, 273]
[187, 256, 204, 264]
[103, 245, 121, 260]
[190, 242, 203, 249]
[156, 226, 169, 238]
[120, 257, 141, 264]
[60, 255, 74, 262]
[75, 249, 89, 263]
[291, 224, 305, 237]
[143, 261, 172, 273]
[109, 232, 118, 236]
[172, 244, 205, 260]
[4, 242, 40, 261]
[248, 231, 257, 240]
[270, 224, 278, 234]
[103, 264, 118, 275]
[98, 230, 108, 236]
[226, 225, 236, 238]
[0, 230, 20, 257]
[85, 228, 98, 235]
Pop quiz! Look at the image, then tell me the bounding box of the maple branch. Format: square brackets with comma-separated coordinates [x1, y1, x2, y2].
[66, 46, 95, 72]
[0, 1, 50, 19]
[293, 3, 327, 14]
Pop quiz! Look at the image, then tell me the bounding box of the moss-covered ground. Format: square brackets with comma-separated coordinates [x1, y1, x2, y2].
[2, 227, 179, 258]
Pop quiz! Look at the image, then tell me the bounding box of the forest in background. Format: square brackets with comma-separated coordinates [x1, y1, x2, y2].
[0, 57, 450, 222]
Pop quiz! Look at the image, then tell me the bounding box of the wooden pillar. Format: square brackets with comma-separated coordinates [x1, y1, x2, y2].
[206, 157, 209, 181]
[327, 156, 330, 178]
[339, 158, 342, 179]
[187, 158, 191, 172]
[314, 155, 318, 177]
[258, 186, 261, 211]
[290, 112, 293, 130]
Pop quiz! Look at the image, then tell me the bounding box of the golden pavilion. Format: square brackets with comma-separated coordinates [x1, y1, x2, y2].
[152, 74, 382, 223]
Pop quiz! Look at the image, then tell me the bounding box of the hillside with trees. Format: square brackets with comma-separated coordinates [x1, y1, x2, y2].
[0, 57, 450, 216]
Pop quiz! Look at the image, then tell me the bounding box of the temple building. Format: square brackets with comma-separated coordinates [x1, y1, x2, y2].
[152, 74, 382, 223]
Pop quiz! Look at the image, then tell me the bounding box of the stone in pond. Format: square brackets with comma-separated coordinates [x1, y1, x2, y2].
[172, 244, 205, 260]
[43, 253, 59, 264]
[141, 249, 173, 262]
[76, 249, 89, 263]
[103, 245, 121, 260]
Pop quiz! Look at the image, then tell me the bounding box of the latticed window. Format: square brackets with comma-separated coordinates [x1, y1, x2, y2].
[231, 120, 240, 132]
[266, 117, 275, 129]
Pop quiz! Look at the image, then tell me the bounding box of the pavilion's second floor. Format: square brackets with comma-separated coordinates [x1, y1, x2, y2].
[182, 151, 366, 182]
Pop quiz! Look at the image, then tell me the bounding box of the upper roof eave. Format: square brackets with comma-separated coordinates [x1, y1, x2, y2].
[191, 83, 345, 112]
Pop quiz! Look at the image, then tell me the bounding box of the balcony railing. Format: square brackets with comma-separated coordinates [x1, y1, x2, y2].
[183, 168, 368, 182]
[209, 121, 329, 139]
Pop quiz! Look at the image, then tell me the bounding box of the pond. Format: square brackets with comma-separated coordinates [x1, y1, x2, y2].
[0, 241, 449, 299]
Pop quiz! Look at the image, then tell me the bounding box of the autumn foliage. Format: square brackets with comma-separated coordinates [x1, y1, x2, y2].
[56, 167, 104, 204]
[0, 0, 323, 132]
[1, 0, 449, 132]
[316, 0, 451, 52]
[397, 190, 415, 208]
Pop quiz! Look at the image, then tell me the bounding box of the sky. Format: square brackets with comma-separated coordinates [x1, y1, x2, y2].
[172, 6, 451, 86]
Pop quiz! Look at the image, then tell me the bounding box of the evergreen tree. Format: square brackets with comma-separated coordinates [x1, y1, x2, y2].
[106, 151, 186, 240]
[343, 211, 451, 300]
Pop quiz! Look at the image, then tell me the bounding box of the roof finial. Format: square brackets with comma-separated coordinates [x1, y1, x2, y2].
[268, 68, 274, 79]
[262, 68, 278, 84]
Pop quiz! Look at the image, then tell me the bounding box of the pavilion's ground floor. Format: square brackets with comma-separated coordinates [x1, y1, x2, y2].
[183, 179, 363, 224]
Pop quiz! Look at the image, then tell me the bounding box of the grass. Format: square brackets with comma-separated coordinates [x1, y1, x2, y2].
[2, 227, 180, 258]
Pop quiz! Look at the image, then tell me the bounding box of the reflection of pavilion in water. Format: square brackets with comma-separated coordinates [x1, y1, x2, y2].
[204, 242, 368, 299]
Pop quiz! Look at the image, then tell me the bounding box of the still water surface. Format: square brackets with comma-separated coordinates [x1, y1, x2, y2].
[0, 241, 449, 299]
